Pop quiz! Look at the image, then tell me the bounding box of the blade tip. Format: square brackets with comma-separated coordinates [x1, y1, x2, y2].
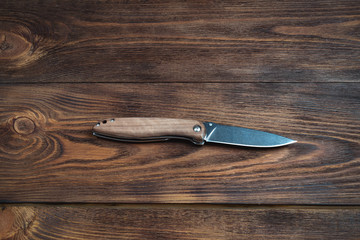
[284, 139, 297, 146]
[269, 138, 297, 148]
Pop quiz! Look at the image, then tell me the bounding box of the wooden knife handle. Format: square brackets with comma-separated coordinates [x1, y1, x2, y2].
[93, 118, 206, 144]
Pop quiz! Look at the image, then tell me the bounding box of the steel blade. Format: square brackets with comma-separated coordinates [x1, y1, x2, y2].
[203, 122, 296, 148]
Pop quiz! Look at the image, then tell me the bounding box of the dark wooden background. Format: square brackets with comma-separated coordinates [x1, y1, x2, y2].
[1, 0, 359, 239]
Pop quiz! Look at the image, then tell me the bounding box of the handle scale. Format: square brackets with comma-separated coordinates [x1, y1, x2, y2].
[93, 118, 206, 145]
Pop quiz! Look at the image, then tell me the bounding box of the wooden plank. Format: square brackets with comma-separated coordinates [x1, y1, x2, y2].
[1, 0, 359, 83]
[1, 205, 360, 239]
[0, 83, 359, 204]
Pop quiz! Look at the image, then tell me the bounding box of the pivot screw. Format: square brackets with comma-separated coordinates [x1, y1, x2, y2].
[193, 125, 201, 132]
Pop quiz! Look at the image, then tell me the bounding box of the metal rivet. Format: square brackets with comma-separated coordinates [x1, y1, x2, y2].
[96, 123, 100, 127]
[110, 119, 115, 122]
[193, 125, 201, 132]
[209, 122, 213, 126]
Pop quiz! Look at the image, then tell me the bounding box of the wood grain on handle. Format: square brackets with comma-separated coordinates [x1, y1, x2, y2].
[93, 118, 206, 144]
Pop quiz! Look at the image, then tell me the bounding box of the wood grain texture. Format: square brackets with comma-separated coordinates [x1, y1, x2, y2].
[1, 205, 360, 240]
[1, 0, 359, 83]
[2, 1, 359, 238]
[93, 118, 206, 144]
[0, 83, 359, 204]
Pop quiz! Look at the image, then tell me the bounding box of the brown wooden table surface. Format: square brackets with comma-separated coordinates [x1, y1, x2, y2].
[1, 0, 359, 239]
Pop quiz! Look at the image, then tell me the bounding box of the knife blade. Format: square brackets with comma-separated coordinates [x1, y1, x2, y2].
[92, 118, 296, 148]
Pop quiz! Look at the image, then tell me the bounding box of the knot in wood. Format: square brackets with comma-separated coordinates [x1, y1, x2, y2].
[0, 32, 31, 60]
[13, 117, 36, 135]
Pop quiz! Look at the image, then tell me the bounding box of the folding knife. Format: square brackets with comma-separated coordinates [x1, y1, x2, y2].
[93, 118, 296, 148]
